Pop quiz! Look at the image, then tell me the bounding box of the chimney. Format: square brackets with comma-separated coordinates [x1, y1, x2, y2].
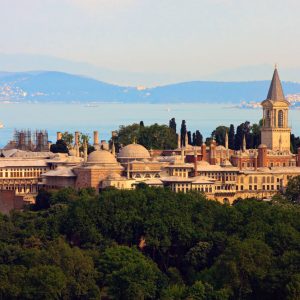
[201, 143, 207, 161]
[210, 141, 216, 165]
[93, 131, 99, 146]
[194, 148, 198, 177]
[258, 144, 267, 168]
[83, 140, 88, 163]
[56, 132, 62, 141]
[75, 131, 80, 146]
[254, 152, 258, 171]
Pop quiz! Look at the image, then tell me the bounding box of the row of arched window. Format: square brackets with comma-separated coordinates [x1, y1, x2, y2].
[265, 109, 285, 128]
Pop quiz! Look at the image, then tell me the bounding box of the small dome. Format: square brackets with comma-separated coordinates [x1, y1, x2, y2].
[69, 149, 77, 156]
[258, 144, 267, 149]
[221, 159, 232, 167]
[197, 160, 210, 167]
[107, 173, 122, 180]
[87, 150, 117, 164]
[216, 145, 226, 151]
[118, 143, 150, 159]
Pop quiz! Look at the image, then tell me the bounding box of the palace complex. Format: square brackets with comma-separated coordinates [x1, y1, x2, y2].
[1, 67, 300, 209]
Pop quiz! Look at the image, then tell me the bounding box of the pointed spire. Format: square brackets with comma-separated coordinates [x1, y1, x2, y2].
[111, 141, 116, 156]
[181, 147, 185, 162]
[225, 131, 229, 150]
[193, 147, 198, 177]
[177, 133, 181, 149]
[243, 135, 246, 152]
[185, 132, 188, 147]
[83, 140, 88, 163]
[266, 66, 285, 101]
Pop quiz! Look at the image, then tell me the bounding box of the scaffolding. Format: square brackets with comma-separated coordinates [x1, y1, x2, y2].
[13, 129, 49, 152]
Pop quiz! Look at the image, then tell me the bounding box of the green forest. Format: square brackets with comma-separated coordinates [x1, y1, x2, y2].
[1, 180, 300, 299]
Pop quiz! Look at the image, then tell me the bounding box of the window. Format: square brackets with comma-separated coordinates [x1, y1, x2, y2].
[278, 110, 284, 128]
[266, 110, 271, 127]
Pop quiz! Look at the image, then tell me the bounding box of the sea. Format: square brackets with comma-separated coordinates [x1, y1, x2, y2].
[0, 102, 299, 147]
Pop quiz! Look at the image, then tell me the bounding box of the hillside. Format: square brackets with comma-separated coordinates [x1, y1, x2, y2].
[1, 71, 300, 104]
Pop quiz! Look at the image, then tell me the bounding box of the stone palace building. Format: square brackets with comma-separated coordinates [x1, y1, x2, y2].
[1, 67, 300, 207]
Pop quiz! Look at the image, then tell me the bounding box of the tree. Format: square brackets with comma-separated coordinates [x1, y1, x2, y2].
[229, 124, 235, 150]
[291, 134, 300, 154]
[250, 122, 261, 148]
[187, 131, 192, 145]
[286, 274, 300, 300]
[194, 130, 203, 146]
[50, 139, 68, 153]
[235, 121, 251, 150]
[45, 239, 100, 298]
[140, 121, 145, 127]
[35, 189, 52, 210]
[24, 265, 66, 300]
[169, 118, 176, 133]
[211, 126, 229, 146]
[185, 241, 212, 270]
[180, 120, 187, 147]
[61, 132, 74, 146]
[115, 123, 177, 150]
[99, 246, 162, 299]
[205, 238, 272, 299]
[285, 176, 300, 204]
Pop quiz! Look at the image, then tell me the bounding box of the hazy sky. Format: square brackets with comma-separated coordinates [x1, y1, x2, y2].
[1, 0, 300, 85]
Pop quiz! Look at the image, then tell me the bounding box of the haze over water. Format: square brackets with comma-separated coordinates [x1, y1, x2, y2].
[1, 103, 300, 147]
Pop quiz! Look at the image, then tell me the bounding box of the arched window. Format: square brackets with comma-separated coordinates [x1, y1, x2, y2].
[266, 110, 271, 127]
[223, 198, 230, 205]
[278, 110, 284, 128]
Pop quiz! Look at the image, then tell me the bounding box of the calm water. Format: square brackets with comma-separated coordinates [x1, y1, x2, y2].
[0, 103, 299, 147]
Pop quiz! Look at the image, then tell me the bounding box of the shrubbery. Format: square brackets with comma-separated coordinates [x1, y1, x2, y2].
[0, 186, 300, 299]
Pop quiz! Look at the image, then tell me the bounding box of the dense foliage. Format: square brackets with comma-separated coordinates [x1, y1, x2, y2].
[210, 121, 262, 150]
[114, 123, 177, 149]
[1, 185, 300, 299]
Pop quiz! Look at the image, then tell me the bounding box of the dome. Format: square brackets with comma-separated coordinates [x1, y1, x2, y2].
[258, 144, 267, 149]
[118, 143, 150, 159]
[216, 145, 226, 151]
[197, 160, 210, 167]
[69, 149, 77, 156]
[87, 150, 117, 164]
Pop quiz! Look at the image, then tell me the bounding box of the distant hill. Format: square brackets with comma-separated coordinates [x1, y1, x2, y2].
[1, 70, 300, 104]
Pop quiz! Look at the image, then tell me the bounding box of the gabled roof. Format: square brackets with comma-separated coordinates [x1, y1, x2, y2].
[266, 67, 285, 101]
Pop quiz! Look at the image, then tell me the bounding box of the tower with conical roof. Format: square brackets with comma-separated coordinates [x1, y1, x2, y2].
[261, 67, 291, 151]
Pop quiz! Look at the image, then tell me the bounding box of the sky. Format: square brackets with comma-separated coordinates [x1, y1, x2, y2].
[1, 0, 300, 86]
